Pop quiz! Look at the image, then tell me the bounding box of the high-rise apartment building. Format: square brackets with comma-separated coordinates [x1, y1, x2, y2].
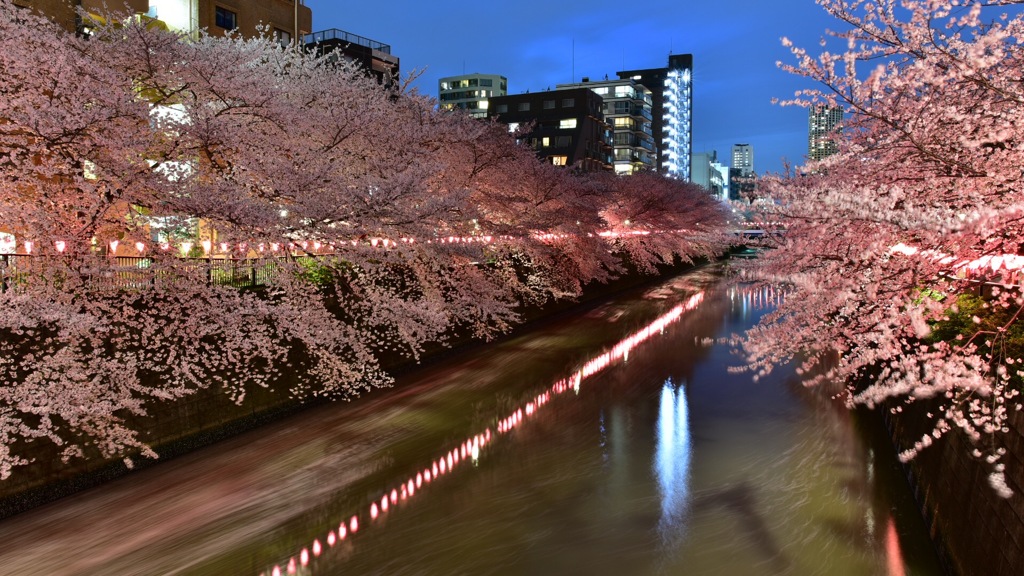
[438, 74, 508, 118]
[617, 54, 693, 180]
[489, 88, 613, 172]
[14, 0, 312, 40]
[808, 104, 843, 161]
[557, 78, 655, 175]
[729, 143, 755, 201]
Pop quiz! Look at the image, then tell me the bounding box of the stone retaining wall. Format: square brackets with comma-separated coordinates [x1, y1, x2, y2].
[886, 404, 1024, 576]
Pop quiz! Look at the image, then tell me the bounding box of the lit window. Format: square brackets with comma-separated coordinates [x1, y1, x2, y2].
[559, 119, 577, 129]
[479, 100, 489, 110]
[551, 156, 568, 166]
[541, 137, 550, 147]
[508, 122, 520, 132]
[215, 6, 237, 29]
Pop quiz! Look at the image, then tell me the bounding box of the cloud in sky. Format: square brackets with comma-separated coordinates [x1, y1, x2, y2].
[304, 0, 842, 174]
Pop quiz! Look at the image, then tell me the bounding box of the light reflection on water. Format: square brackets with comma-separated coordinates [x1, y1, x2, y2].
[259, 294, 706, 575]
[655, 379, 691, 544]
[0, 274, 943, 576]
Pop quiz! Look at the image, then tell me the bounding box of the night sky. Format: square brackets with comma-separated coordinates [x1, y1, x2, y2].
[304, 1, 842, 175]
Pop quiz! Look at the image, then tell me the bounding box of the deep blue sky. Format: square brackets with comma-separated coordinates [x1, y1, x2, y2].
[304, 1, 841, 174]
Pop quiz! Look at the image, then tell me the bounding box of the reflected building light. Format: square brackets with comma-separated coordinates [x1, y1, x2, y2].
[262, 292, 706, 576]
[655, 379, 692, 536]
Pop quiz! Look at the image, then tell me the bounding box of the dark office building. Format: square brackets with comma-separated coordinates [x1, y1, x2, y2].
[489, 88, 614, 173]
[304, 28, 399, 83]
[617, 54, 694, 180]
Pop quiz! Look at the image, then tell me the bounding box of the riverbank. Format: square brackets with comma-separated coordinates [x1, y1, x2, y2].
[884, 402, 1024, 576]
[0, 255, 716, 519]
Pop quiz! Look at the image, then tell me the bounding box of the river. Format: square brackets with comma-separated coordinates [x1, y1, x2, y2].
[0, 264, 943, 575]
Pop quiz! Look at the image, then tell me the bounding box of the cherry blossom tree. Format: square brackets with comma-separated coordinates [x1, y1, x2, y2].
[0, 2, 731, 480]
[745, 0, 1024, 496]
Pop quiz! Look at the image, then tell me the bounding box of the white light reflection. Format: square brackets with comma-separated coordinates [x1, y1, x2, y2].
[260, 292, 705, 576]
[655, 378, 692, 539]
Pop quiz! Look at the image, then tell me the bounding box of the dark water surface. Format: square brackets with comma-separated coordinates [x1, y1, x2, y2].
[0, 265, 943, 575]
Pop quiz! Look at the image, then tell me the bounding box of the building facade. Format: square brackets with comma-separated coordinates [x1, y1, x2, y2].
[305, 28, 399, 83]
[14, 0, 312, 40]
[617, 54, 694, 180]
[438, 73, 508, 118]
[808, 104, 843, 162]
[692, 151, 725, 198]
[489, 88, 613, 173]
[557, 78, 655, 175]
[729, 143, 755, 202]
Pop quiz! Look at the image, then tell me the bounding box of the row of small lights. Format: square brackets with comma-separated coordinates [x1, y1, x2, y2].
[3, 229, 676, 258]
[259, 291, 706, 576]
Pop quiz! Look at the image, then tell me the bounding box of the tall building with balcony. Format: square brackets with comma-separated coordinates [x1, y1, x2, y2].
[489, 88, 613, 172]
[557, 78, 655, 175]
[617, 54, 693, 180]
[305, 28, 399, 83]
[14, 0, 312, 40]
[809, 104, 843, 162]
[438, 74, 508, 118]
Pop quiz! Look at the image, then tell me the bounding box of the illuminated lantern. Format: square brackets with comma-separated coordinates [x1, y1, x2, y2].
[381, 495, 388, 511]
[220, 243, 228, 253]
[135, 242, 145, 253]
[371, 502, 379, 518]
[109, 240, 119, 255]
[55, 240, 66, 253]
[287, 558, 296, 574]
[300, 548, 309, 566]
[390, 489, 398, 504]
[24, 241, 33, 254]
[349, 516, 359, 533]
[327, 531, 337, 546]
[313, 539, 322, 556]
[201, 239, 212, 255]
[180, 241, 192, 255]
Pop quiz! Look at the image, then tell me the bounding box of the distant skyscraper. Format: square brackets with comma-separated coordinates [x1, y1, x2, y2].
[808, 104, 843, 161]
[617, 54, 693, 180]
[729, 144, 755, 201]
[438, 73, 508, 118]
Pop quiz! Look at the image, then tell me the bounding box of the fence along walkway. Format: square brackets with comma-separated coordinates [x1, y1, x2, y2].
[0, 253, 302, 293]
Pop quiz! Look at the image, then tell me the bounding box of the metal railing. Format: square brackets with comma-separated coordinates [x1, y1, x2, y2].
[303, 28, 391, 54]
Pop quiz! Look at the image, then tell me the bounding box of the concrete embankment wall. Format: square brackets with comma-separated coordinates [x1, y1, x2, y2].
[886, 404, 1024, 575]
[0, 257, 713, 519]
